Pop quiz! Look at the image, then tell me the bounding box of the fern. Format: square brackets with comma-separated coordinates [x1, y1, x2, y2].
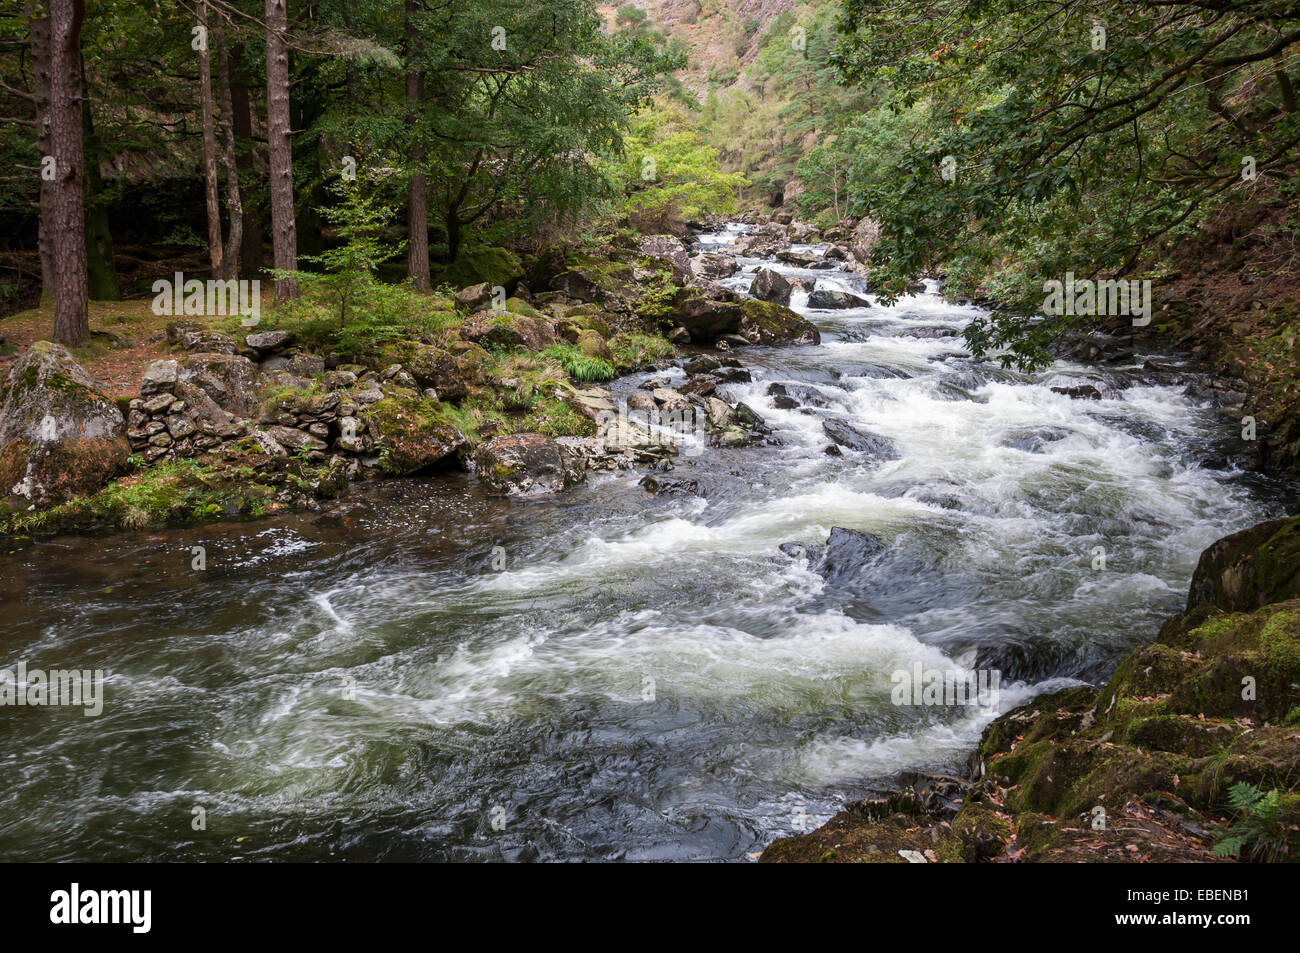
[1212, 782, 1293, 862]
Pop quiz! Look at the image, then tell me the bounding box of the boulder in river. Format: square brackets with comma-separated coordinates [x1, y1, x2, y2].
[688, 252, 737, 280]
[640, 475, 704, 497]
[474, 432, 582, 496]
[703, 397, 770, 448]
[0, 341, 130, 507]
[1050, 384, 1103, 400]
[821, 418, 899, 462]
[781, 526, 888, 584]
[807, 288, 872, 310]
[750, 267, 793, 306]
[670, 283, 747, 340]
[738, 299, 820, 346]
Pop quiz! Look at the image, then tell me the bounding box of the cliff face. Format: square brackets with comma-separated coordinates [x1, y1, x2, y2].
[598, 0, 800, 87]
[761, 517, 1300, 863]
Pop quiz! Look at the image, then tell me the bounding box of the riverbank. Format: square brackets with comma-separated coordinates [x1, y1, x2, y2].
[761, 514, 1300, 863]
[0, 230, 819, 541]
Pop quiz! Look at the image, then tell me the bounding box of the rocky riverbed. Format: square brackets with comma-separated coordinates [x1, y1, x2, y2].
[1, 220, 1296, 862]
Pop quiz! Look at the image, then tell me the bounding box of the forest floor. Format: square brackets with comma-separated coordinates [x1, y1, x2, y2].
[1, 299, 192, 398]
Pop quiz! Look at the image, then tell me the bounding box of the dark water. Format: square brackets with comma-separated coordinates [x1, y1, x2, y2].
[1, 225, 1291, 861]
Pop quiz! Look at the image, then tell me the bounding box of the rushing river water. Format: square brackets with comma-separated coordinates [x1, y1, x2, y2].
[1, 225, 1293, 861]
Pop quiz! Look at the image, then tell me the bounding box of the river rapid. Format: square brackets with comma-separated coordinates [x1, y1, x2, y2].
[1, 224, 1292, 861]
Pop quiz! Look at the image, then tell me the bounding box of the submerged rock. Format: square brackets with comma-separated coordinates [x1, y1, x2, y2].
[1000, 427, 1073, 453]
[821, 418, 899, 462]
[639, 475, 704, 497]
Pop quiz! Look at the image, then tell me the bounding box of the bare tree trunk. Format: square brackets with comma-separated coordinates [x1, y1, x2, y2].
[29, 5, 54, 306]
[215, 12, 243, 280]
[49, 0, 88, 346]
[197, 0, 223, 276]
[405, 0, 429, 290]
[265, 0, 298, 299]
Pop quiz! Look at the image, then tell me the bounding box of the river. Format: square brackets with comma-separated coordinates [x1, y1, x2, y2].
[0, 224, 1291, 861]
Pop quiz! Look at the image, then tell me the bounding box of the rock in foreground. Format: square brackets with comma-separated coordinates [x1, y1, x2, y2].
[0, 342, 129, 508]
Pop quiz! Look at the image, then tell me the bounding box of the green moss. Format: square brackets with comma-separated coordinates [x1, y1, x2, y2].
[431, 245, 524, 290]
[0, 457, 290, 536]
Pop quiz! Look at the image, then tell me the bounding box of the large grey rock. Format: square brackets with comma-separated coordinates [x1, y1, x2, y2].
[245, 330, 292, 353]
[689, 253, 738, 280]
[456, 282, 495, 312]
[0, 342, 129, 507]
[822, 418, 898, 463]
[807, 289, 872, 310]
[670, 283, 746, 340]
[750, 267, 792, 306]
[179, 352, 259, 418]
[474, 432, 583, 496]
[637, 235, 691, 281]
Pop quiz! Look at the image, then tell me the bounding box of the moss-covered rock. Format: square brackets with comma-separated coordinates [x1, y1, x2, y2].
[738, 298, 820, 346]
[362, 395, 467, 475]
[460, 310, 557, 353]
[1186, 516, 1300, 613]
[0, 341, 130, 509]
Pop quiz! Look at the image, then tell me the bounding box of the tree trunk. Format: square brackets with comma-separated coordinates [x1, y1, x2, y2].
[197, 0, 223, 276]
[229, 51, 263, 275]
[49, 0, 88, 346]
[405, 0, 429, 289]
[81, 55, 118, 300]
[265, 0, 298, 299]
[215, 13, 243, 280]
[29, 6, 53, 306]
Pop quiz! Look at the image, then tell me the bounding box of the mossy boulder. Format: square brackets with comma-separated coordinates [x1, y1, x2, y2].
[362, 395, 467, 475]
[408, 340, 490, 402]
[576, 329, 613, 363]
[552, 254, 648, 317]
[1186, 516, 1300, 613]
[738, 299, 821, 346]
[460, 310, 557, 353]
[472, 432, 585, 496]
[0, 341, 129, 508]
[669, 285, 747, 340]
